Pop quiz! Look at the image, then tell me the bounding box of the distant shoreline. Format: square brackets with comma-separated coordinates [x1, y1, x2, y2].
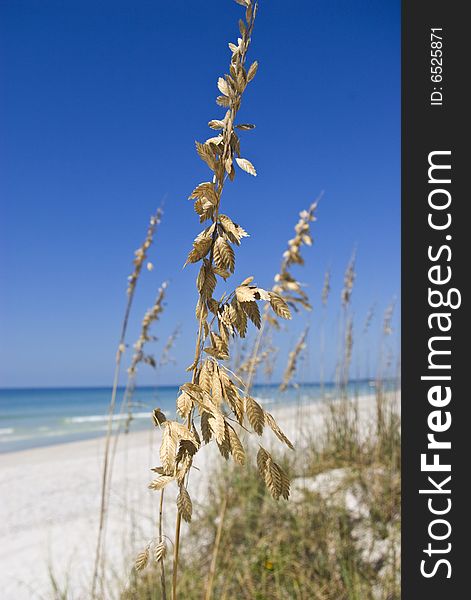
[0, 382, 390, 454]
[0, 377, 385, 392]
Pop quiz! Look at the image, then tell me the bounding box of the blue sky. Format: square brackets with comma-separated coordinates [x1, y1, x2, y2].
[0, 0, 400, 388]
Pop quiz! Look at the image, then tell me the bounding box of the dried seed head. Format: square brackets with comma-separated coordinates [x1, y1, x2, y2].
[124, 282, 168, 431]
[363, 302, 376, 334]
[321, 269, 331, 308]
[280, 327, 308, 392]
[134, 547, 149, 572]
[271, 199, 320, 319]
[127, 208, 162, 296]
[142, 3, 296, 575]
[383, 297, 396, 336]
[341, 251, 356, 308]
[345, 317, 353, 370]
[153, 541, 167, 563]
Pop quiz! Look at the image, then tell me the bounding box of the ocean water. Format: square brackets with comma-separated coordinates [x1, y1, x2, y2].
[0, 381, 381, 453]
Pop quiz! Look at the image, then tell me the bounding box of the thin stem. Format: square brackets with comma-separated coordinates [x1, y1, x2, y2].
[245, 307, 268, 392]
[91, 210, 161, 598]
[204, 493, 228, 600]
[172, 320, 204, 598]
[91, 298, 132, 599]
[320, 306, 326, 398]
[159, 489, 167, 600]
[171, 513, 182, 600]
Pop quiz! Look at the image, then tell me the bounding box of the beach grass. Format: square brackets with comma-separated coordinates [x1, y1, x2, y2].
[120, 389, 400, 600]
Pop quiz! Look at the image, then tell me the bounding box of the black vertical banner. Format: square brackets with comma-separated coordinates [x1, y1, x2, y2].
[402, 1, 468, 598]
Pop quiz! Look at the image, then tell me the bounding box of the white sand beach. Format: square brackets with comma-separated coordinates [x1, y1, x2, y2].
[0, 394, 396, 600]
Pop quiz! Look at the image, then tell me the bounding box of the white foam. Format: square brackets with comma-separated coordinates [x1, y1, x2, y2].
[0, 433, 31, 443]
[253, 396, 274, 405]
[65, 410, 167, 424]
[0, 428, 14, 436]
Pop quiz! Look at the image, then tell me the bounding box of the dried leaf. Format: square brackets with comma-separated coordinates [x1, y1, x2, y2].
[198, 360, 213, 394]
[246, 396, 264, 435]
[197, 260, 217, 300]
[175, 439, 198, 464]
[265, 412, 294, 450]
[195, 296, 208, 321]
[235, 123, 256, 130]
[235, 285, 257, 303]
[269, 292, 292, 320]
[148, 475, 174, 491]
[177, 486, 192, 523]
[160, 422, 177, 474]
[265, 456, 282, 500]
[201, 411, 212, 444]
[228, 426, 246, 465]
[185, 237, 212, 266]
[216, 95, 230, 107]
[213, 236, 235, 272]
[189, 182, 218, 204]
[217, 77, 230, 96]
[176, 391, 193, 419]
[206, 134, 224, 146]
[217, 423, 231, 460]
[247, 60, 258, 82]
[235, 157, 257, 176]
[180, 382, 203, 399]
[278, 464, 291, 500]
[170, 421, 198, 445]
[241, 300, 261, 328]
[195, 141, 216, 170]
[135, 548, 149, 572]
[219, 214, 249, 245]
[208, 119, 225, 130]
[208, 410, 227, 444]
[220, 370, 244, 423]
[212, 365, 224, 404]
[152, 408, 167, 426]
[154, 541, 167, 563]
[204, 343, 229, 360]
[257, 446, 270, 477]
[231, 299, 248, 337]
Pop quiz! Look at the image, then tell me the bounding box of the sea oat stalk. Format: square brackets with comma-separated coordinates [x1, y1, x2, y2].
[341, 250, 356, 309]
[160, 325, 181, 367]
[337, 250, 356, 389]
[243, 199, 319, 391]
[134, 3, 298, 597]
[321, 268, 331, 308]
[104, 282, 169, 523]
[320, 267, 331, 395]
[124, 282, 168, 432]
[363, 302, 376, 334]
[91, 209, 162, 598]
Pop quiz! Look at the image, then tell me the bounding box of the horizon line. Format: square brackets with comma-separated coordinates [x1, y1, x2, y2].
[0, 377, 383, 392]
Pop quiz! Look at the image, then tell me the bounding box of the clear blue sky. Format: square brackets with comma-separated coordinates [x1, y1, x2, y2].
[0, 0, 400, 388]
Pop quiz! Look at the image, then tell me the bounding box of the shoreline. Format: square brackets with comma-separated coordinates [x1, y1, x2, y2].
[0, 381, 390, 457]
[0, 381, 387, 454]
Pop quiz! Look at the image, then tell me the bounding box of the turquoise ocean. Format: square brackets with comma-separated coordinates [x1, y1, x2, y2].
[0, 381, 382, 453]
